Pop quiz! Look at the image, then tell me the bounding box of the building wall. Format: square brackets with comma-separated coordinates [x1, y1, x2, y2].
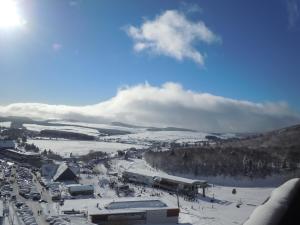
[89, 209, 178, 225]
[146, 209, 178, 224]
[69, 189, 94, 196]
[0, 140, 15, 149]
[90, 212, 146, 225]
[123, 171, 153, 186]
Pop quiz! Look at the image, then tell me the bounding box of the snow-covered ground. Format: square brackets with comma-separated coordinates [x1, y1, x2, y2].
[100, 130, 236, 145]
[27, 139, 147, 156]
[111, 158, 274, 225]
[19, 120, 241, 152]
[48, 121, 236, 144]
[0, 121, 11, 128]
[69, 158, 274, 225]
[24, 123, 101, 137]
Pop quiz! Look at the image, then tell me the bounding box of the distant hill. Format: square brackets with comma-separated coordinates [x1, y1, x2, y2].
[110, 122, 147, 129]
[111, 121, 196, 132]
[0, 116, 131, 137]
[145, 124, 300, 179]
[146, 127, 196, 132]
[221, 124, 300, 149]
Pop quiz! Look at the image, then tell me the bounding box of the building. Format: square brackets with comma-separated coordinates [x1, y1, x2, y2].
[55, 197, 179, 225]
[53, 163, 78, 182]
[123, 170, 154, 185]
[0, 139, 15, 150]
[42, 161, 80, 181]
[123, 169, 208, 196]
[41, 160, 59, 178]
[0, 149, 41, 167]
[0, 200, 3, 225]
[67, 184, 94, 196]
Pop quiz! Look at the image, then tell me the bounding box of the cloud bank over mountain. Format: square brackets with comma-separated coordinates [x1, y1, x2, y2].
[1, 82, 299, 132]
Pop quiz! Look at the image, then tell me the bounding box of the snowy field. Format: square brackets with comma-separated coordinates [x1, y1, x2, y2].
[100, 130, 236, 145]
[24, 121, 237, 147]
[27, 139, 147, 156]
[49, 121, 236, 143]
[24, 123, 101, 137]
[0, 121, 11, 128]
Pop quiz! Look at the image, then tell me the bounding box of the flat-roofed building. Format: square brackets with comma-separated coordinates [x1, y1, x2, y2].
[0, 148, 41, 167]
[55, 197, 179, 225]
[122, 170, 154, 186]
[123, 169, 208, 196]
[67, 184, 94, 196]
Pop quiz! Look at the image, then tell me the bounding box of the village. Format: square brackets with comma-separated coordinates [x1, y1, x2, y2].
[0, 134, 276, 225]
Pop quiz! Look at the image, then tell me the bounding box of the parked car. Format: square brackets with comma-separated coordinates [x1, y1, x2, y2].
[31, 193, 41, 201]
[39, 199, 48, 203]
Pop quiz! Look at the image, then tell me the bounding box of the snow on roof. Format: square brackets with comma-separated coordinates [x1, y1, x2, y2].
[105, 200, 167, 210]
[53, 163, 76, 181]
[244, 178, 300, 225]
[58, 197, 177, 215]
[125, 168, 207, 186]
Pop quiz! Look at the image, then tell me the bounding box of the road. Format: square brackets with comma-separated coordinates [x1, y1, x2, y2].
[7, 166, 49, 225]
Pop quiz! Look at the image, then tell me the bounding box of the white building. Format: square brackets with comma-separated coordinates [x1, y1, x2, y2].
[55, 197, 179, 225]
[67, 184, 94, 196]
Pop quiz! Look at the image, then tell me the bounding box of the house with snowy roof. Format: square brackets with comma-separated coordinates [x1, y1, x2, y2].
[53, 162, 78, 182]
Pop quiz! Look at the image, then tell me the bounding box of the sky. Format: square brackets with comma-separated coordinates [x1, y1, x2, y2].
[0, 0, 300, 132]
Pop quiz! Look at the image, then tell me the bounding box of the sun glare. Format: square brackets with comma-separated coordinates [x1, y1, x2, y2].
[0, 0, 25, 28]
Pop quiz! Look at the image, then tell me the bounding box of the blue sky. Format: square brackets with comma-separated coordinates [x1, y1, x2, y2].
[0, 0, 299, 131]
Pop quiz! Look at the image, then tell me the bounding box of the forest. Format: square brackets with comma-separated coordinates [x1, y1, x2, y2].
[144, 146, 300, 178]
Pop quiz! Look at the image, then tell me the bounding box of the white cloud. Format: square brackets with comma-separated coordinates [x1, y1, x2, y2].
[125, 10, 220, 65]
[0, 82, 299, 133]
[287, 0, 300, 28]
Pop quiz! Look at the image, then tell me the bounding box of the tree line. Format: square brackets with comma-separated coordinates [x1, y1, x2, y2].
[144, 146, 300, 178]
